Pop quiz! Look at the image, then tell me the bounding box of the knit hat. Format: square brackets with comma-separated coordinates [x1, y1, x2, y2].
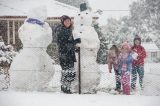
[122, 42, 131, 50]
[60, 15, 71, 25]
[133, 35, 141, 45]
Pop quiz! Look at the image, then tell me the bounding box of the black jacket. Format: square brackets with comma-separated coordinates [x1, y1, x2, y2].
[56, 25, 80, 70]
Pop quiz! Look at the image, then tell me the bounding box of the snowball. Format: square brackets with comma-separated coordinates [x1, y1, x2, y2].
[132, 52, 138, 60]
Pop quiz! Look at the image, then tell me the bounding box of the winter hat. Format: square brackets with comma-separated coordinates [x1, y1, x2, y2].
[133, 35, 141, 45]
[80, 3, 87, 12]
[122, 42, 131, 50]
[60, 15, 71, 25]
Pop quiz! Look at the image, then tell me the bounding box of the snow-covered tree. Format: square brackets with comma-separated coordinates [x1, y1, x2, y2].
[129, 0, 160, 46]
[93, 22, 108, 64]
[105, 18, 121, 45]
[0, 39, 17, 66]
[102, 17, 134, 48]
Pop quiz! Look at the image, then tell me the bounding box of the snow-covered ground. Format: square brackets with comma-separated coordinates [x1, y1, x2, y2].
[0, 91, 160, 106]
[142, 63, 160, 96]
[49, 63, 160, 96]
[0, 63, 160, 106]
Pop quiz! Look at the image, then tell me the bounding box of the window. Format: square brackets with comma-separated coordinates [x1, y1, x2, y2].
[151, 52, 157, 57]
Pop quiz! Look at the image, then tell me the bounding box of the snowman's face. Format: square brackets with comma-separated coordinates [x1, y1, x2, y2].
[74, 10, 92, 26]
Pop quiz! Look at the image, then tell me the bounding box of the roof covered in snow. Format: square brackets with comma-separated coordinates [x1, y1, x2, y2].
[0, 0, 79, 17]
[141, 43, 160, 52]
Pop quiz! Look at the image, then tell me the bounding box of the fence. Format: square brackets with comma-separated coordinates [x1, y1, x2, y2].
[1, 46, 160, 96]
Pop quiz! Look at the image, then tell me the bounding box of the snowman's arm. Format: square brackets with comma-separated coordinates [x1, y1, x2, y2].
[74, 38, 81, 45]
[44, 22, 52, 35]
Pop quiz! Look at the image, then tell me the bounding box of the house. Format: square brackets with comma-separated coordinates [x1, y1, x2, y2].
[0, 0, 80, 48]
[141, 43, 160, 62]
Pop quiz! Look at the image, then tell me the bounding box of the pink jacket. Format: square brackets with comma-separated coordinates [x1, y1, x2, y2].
[107, 50, 119, 71]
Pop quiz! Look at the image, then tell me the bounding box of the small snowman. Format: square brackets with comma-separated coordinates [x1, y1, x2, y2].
[10, 6, 55, 91]
[73, 3, 101, 94]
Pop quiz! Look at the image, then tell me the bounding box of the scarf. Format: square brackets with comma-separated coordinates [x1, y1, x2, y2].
[26, 18, 44, 26]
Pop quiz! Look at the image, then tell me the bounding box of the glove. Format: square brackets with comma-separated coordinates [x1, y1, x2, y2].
[74, 38, 81, 44]
[75, 47, 80, 53]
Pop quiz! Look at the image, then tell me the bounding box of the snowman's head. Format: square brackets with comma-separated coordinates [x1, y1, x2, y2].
[74, 10, 93, 26]
[74, 3, 92, 26]
[28, 5, 47, 22]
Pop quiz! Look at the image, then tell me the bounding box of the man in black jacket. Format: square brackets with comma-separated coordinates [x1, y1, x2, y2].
[56, 15, 81, 94]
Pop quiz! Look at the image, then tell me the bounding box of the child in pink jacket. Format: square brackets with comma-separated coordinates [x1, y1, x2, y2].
[118, 42, 133, 95]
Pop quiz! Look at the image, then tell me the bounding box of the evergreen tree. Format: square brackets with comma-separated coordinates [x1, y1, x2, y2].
[93, 22, 108, 64]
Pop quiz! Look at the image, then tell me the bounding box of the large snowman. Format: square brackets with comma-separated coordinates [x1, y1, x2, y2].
[73, 3, 101, 93]
[10, 6, 55, 91]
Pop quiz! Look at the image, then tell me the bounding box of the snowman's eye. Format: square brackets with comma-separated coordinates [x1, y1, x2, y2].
[78, 14, 81, 16]
[86, 13, 88, 15]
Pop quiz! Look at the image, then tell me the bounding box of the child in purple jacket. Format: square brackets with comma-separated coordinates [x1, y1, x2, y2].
[118, 42, 133, 95]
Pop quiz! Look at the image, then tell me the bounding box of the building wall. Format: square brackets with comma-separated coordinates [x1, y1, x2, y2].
[157, 52, 160, 59]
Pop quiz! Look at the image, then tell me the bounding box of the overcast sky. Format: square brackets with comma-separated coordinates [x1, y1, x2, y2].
[88, 0, 137, 25]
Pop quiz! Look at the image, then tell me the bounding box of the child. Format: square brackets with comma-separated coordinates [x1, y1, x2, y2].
[118, 42, 133, 95]
[107, 45, 121, 92]
[131, 36, 146, 90]
[56, 15, 81, 94]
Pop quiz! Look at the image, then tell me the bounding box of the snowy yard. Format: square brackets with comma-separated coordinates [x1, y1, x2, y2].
[0, 0, 160, 105]
[50, 63, 160, 96]
[0, 63, 160, 106]
[0, 91, 160, 106]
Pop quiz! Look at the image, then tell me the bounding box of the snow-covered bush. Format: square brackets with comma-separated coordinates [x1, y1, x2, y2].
[0, 41, 17, 67]
[0, 40, 17, 90]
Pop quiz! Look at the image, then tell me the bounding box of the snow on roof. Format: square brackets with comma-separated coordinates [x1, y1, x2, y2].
[141, 43, 160, 52]
[0, 0, 79, 17]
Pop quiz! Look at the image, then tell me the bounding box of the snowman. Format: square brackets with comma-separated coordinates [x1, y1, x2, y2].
[10, 6, 55, 91]
[73, 3, 101, 93]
